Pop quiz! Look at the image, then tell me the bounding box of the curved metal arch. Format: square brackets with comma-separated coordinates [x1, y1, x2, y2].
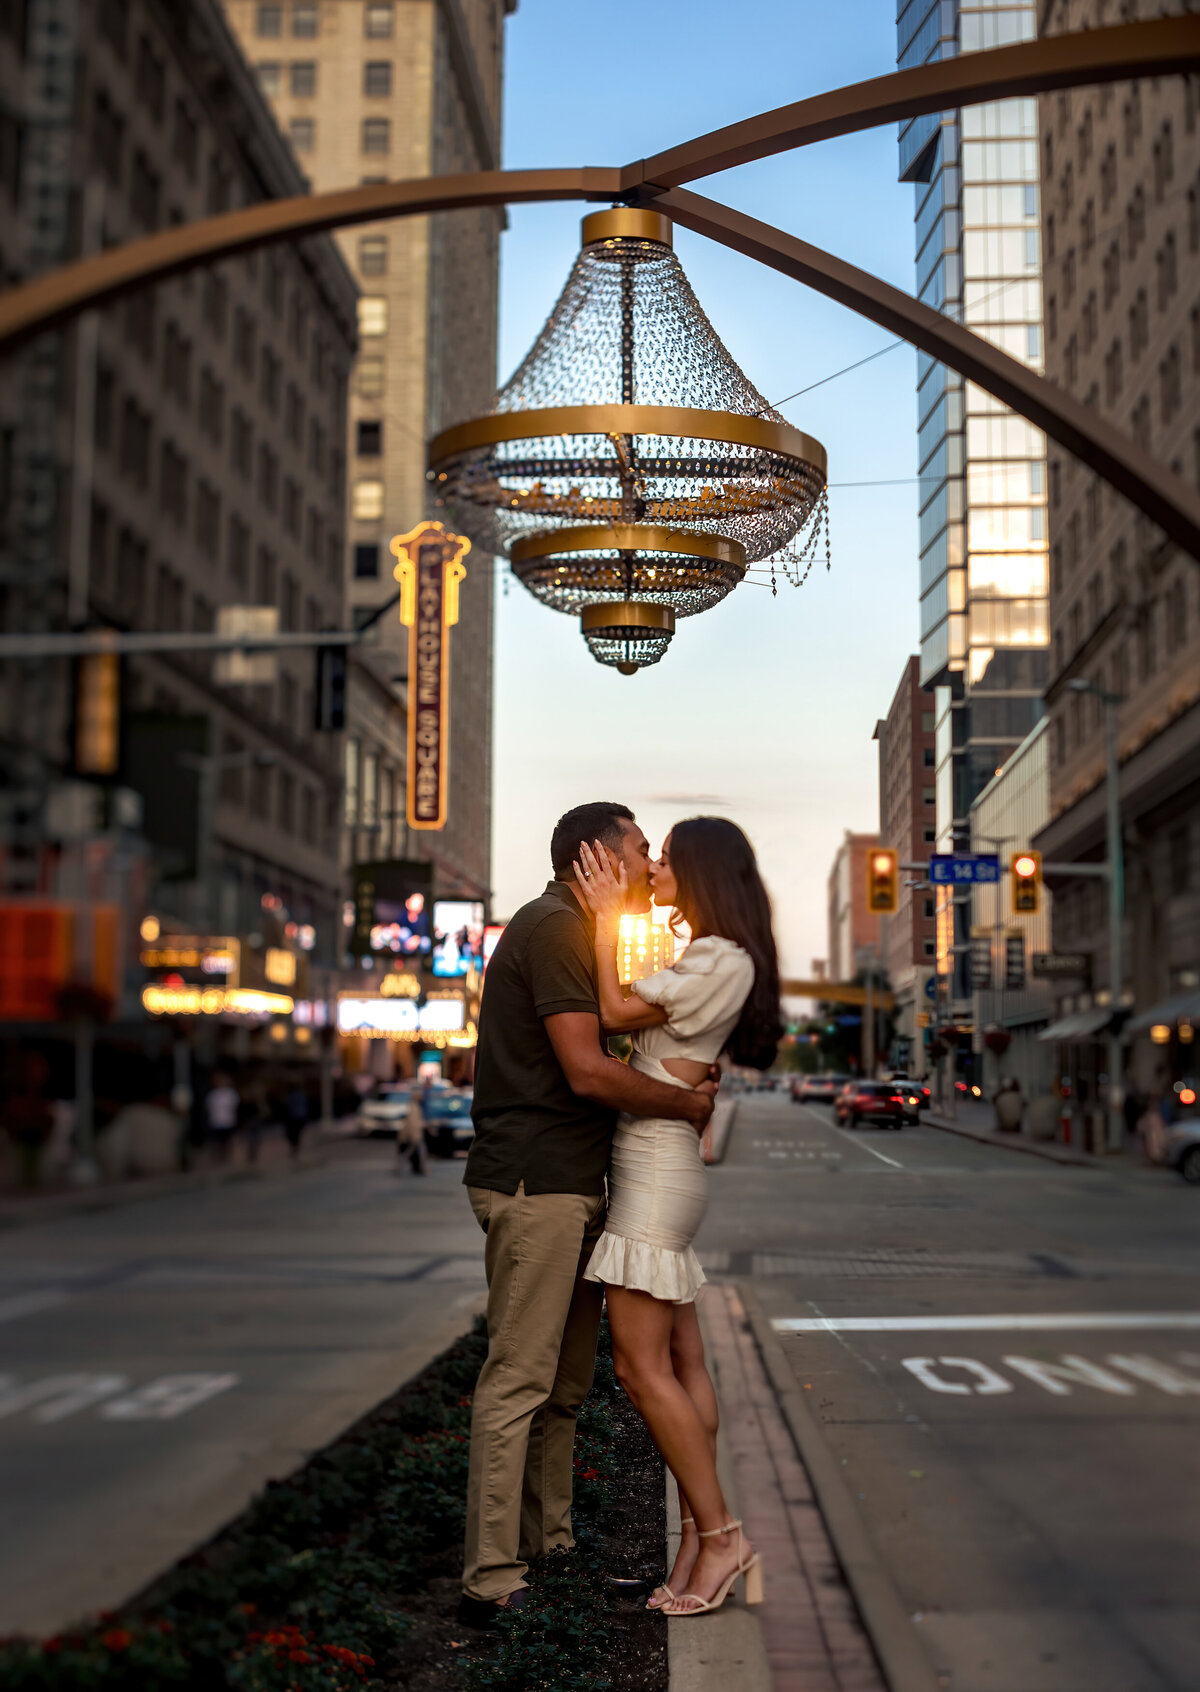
[656, 187, 1200, 563]
[0, 168, 622, 348]
[0, 23, 1195, 560]
[3, 21, 1199, 350]
[625, 15, 1200, 189]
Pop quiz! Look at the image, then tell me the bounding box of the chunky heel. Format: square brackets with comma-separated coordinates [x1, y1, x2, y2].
[742, 1554, 764, 1606]
[662, 1520, 764, 1617]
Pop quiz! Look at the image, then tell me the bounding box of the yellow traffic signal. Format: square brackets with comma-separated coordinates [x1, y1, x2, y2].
[1011, 850, 1041, 915]
[74, 651, 120, 776]
[866, 847, 899, 914]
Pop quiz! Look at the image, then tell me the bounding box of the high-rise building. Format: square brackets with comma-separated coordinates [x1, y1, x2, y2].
[827, 830, 882, 985]
[0, 0, 356, 1016]
[1035, 0, 1200, 1103]
[223, 0, 513, 905]
[874, 656, 939, 1064]
[897, 0, 1050, 1003]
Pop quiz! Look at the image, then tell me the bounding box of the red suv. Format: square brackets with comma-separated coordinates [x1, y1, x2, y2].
[833, 1081, 907, 1129]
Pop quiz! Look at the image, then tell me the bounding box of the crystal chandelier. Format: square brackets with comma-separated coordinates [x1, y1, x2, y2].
[427, 208, 828, 672]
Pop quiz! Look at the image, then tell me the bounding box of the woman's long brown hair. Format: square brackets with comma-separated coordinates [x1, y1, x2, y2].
[668, 817, 781, 1070]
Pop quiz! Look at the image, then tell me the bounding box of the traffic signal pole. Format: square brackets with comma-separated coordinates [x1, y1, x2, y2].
[1104, 694, 1126, 1153]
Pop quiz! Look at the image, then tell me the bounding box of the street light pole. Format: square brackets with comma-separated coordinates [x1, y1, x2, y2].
[1067, 679, 1125, 1152]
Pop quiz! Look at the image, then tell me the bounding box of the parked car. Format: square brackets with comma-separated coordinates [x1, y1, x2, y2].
[355, 1084, 414, 1138]
[1164, 1119, 1200, 1184]
[795, 1073, 850, 1105]
[833, 1080, 907, 1129]
[423, 1089, 475, 1158]
[887, 1075, 931, 1124]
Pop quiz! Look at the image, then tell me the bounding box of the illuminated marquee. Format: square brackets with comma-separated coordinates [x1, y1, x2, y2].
[142, 986, 293, 1018]
[390, 520, 470, 832]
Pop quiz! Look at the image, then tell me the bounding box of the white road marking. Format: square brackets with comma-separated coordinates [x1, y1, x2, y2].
[831, 1125, 904, 1169]
[899, 1351, 1200, 1398]
[0, 1374, 129, 1422]
[100, 1373, 239, 1420]
[773, 1312, 1200, 1333]
[0, 1292, 67, 1325]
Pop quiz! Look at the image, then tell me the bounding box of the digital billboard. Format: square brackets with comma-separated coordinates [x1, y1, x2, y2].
[352, 860, 434, 958]
[482, 923, 506, 973]
[431, 900, 485, 977]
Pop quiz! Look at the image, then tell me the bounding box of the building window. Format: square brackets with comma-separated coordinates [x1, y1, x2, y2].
[255, 545, 277, 606]
[256, 4, 282, 37]
[358, 235, 387, 276]
[290, 60, 316, 96]
[130, 148, 161, 228]
[354, 543, 380, 579]
[923, 939, 936, 957]
[364, 61, 392, 96]
[922, 787, 935, 806]
[172, 98, 198, 179]
[362, 117, 390, 155]
[353, 479, 384, 521]
[291, 2, 318, 37]
[356, 419, 382, 456]
[283, 477, 302, 538]
[923, 826, 936, 844]
[364, 2, 394, 37]
[357, 355, 385, 395]
[255, 61, 281, 96]
[923, 899, 935, 920]
[288, 116, 315, 152]
[358, 297, 387, 336]
[134, 34, 166, 122]
[922, 747, 935, 767]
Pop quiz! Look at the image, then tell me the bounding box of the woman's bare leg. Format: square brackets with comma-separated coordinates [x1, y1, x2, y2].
[651, 1303, 718, 1602]
[607, 1286, 753, 1605]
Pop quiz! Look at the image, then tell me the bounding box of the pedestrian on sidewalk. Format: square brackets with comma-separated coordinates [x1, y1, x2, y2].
[205, 1072, 240, 1164]
[283, 1079, 309, 1160]
[398, 1082, 428, 1175]
[459, 802, 717, 1630]
[573, 819, 777, 1618]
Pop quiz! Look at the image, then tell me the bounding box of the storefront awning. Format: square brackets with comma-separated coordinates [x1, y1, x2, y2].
[1125, 990, 1200, 1037]
[1037, 1007, 1112, 1043]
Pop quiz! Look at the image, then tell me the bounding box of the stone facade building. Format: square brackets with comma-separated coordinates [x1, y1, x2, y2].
[0, 0, 357, 963]
[874, 655, 939, 1066]
[1035, 0, 1200, 1090]
[223, 0, 512, 905]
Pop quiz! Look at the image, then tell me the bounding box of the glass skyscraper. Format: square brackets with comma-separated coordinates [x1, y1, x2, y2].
[897, 0, 1049, 998]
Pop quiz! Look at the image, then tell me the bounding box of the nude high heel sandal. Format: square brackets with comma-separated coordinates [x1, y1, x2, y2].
[647, 1517, 694, 1610]
[662, 1520, 763, 1616]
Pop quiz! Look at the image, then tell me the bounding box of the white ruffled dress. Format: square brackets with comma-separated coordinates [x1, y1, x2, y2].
[585, 935, 755, 1305]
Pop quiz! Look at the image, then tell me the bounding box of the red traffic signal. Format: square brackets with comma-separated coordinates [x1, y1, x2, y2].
[1011, 850, 1041, 914]
[866, 847, 899, 914]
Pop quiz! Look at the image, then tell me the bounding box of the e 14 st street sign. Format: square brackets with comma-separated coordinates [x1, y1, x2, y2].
[929, 854, 1000, 885]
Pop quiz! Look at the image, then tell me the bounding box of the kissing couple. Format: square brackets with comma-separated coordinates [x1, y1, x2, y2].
[459, 801, 780, 1627]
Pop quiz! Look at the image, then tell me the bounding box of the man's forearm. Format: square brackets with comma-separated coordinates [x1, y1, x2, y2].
[578, 1053, 706, 1124]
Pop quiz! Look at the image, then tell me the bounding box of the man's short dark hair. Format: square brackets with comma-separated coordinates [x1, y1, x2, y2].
[550, 802, 634, 879]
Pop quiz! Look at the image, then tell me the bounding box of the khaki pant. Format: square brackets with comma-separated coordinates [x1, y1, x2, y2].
[462, 1182, 606, 1601]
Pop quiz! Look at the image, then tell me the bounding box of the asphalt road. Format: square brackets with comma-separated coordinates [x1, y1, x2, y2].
[698, 1093, 1200, 1692]
[0, 1143, 487, 1636]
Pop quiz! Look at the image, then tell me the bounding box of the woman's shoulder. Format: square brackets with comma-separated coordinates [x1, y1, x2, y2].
[676, 935, 753, 976]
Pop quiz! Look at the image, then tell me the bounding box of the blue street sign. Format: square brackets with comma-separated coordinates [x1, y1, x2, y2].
[924, 974, 938, 1001]
[929, 853, 1000, 885]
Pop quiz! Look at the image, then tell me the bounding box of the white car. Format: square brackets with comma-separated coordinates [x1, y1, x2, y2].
[355, 1084, 414, 1138]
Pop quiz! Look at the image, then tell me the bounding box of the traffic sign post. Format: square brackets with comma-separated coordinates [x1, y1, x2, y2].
[929, 854, 1001, 885]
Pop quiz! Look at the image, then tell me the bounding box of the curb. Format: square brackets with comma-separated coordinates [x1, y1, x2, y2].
[739, 1282, 940, 1692]
[923, 1112, 1099, 1168]
[0, 1130, 349, 1230]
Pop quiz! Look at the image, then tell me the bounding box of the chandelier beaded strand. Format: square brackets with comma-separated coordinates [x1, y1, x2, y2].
[427, 207, 830, 672]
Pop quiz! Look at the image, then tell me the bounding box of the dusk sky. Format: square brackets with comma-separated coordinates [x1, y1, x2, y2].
[490, 0, 919, 979]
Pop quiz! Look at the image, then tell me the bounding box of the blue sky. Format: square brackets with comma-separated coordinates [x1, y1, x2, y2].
[490, 0, 919, 976]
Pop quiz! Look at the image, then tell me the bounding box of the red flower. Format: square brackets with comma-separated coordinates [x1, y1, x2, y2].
[101, 1629, 133, 1652]
[41, 1639, 63, 1655]
[288, 1649, 312, 1663]
[239, 1602, 258, 1617]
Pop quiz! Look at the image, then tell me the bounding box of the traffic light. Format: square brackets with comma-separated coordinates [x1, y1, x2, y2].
[1005, 934, 1026, 990]
[866, 847, 899, 914]
[1011, 849, 1042, 915]
[314, 643, 347, 731]
[969, 930, 992, 991]
[73, 651, 120, 776]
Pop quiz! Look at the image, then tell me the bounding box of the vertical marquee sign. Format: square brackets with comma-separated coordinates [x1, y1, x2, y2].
[390, 520, 471, 831]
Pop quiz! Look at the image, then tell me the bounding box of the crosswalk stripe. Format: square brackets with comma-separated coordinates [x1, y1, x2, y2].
[772, 1312, 1200, 1333]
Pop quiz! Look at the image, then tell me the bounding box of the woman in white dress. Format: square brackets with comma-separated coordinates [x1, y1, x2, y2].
[572, 818, 780, 1618]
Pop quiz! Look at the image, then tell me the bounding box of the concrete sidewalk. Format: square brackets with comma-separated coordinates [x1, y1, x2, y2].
[922, 1105, 1101, 1167]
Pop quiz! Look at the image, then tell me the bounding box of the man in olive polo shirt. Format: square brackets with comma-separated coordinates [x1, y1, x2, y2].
[460, 801, 716, 1624]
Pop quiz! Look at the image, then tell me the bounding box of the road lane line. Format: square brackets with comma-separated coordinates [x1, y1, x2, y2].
[0, 1291, 67, 1325]
[773, 1312, 1200, 1333]
[831, 1124, 904, 1169]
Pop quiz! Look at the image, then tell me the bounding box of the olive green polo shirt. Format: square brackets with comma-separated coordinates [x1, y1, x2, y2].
[466, 880, 615, 1196]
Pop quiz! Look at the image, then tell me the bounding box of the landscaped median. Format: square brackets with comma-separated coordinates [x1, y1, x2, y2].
[0, 1319, 666, 1692]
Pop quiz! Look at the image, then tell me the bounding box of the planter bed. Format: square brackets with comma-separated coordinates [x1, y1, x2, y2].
[0, 1317, 667, 1692]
